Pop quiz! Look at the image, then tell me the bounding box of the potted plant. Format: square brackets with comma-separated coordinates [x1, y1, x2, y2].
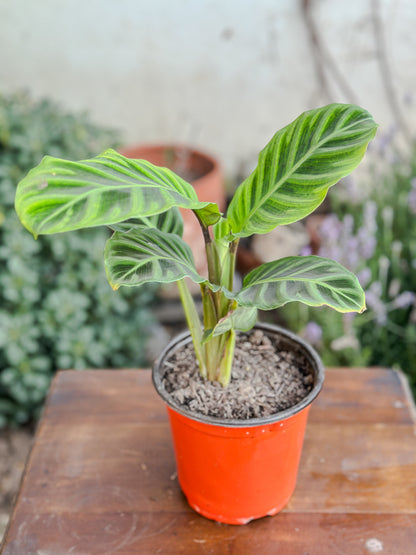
[14, 103, 377, 524]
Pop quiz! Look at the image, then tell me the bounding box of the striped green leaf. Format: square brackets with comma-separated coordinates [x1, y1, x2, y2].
[235, 256, 366, 313]
[109, 207, 184, 236]
[15, 148, 220, 237]
[104, 227, 205, 290]
[227, 104, 377, 237]
[202, 306, 258, 343]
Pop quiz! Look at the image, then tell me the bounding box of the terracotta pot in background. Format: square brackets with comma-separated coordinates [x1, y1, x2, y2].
[118, 144, 225, 278]
[153, 323, 325, 525]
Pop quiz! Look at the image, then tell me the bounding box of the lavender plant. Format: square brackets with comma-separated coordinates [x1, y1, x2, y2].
[14, 104, 376, 387]
[285, 137, 416, 389]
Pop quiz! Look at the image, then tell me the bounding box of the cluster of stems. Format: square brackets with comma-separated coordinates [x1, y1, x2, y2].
[177, 219, 239, 387]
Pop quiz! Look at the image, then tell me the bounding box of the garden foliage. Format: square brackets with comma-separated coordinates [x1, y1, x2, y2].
[0, 92, 158, 427]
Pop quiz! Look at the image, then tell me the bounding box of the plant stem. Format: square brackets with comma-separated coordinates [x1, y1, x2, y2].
[196, 217, 239, 384]
[200, 223, 221, 285]
[218, 330, 236, 387]
[177, 278, 207, 378]
[200, 283, 222, 380]
[226, 238, 239, 291]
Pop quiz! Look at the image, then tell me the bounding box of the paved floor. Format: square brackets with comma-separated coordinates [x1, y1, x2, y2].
[0, 428, 33, 542]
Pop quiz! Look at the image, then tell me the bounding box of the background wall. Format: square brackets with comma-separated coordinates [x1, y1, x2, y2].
[1, 0, 415, 177]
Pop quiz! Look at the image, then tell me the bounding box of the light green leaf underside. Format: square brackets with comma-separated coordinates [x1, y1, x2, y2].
[104, 227, 205, 289]
[236, 256, 366, 313]
[109, 207, 184, 236]
[15, 148, 220, 236]
[202, 306, 258, 343]
[194, 203, 224, 227]
[227, 103, 377, 237]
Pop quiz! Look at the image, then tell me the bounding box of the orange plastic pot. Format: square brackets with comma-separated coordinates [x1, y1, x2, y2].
[153, 323, 324, 525]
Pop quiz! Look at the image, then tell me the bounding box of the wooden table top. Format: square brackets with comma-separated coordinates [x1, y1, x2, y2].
[1, 367, 416, 555]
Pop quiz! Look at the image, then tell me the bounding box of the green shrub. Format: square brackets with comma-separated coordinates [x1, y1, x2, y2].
[0, 92, 159, 427]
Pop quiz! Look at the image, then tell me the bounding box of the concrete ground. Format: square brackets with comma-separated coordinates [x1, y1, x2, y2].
[0, 428, 33, 542]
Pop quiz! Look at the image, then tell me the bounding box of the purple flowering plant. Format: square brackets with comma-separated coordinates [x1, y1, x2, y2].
[285, 128, 416, 390]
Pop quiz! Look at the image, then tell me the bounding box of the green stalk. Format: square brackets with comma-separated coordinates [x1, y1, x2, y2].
[225, 238, 240, 292]
[177, 278, 207, 378]
[201, 284, 222, 381]
[197, 219, 239, 385]
[218, 330, 236, 387]
[197, 219, 221, 285]
[216, 237, 240, 329]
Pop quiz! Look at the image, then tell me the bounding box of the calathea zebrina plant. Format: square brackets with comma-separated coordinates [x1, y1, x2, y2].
[15, 103, 377, 387]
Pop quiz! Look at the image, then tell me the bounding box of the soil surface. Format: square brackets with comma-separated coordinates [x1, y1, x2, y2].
[162, 329, 314, 420]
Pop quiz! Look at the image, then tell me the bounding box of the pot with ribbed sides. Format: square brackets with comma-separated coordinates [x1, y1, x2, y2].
[152, 322, 324, 525]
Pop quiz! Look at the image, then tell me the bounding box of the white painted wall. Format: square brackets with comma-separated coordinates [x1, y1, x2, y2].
[1, 0, 415, 177]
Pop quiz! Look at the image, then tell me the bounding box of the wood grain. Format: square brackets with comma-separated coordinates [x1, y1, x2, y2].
[2, 367, 416, 554]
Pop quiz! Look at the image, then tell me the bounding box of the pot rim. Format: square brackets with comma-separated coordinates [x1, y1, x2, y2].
[118, 143, 219, 174]
[152, 322, 325, 428]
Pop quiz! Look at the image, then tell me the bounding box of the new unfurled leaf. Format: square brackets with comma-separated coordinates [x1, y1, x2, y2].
[194, 203, 224, 227]
[213, 217, 232, 244]
[236, 256, 366, 313]
[15, 149, 220, 236]
[104, 227, 205, 289]
[227, 104, 377, 237]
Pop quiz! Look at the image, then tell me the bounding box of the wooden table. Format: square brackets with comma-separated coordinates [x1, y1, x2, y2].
[1, 367, 416, 554]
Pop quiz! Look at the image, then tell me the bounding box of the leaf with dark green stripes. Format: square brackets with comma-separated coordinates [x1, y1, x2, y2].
[227, 104, 377, 237]
[15, 149, 220, 236]
[235, 256, 366, 313]
[104, 227, 205, 290]
[109, 207, 184, 236]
